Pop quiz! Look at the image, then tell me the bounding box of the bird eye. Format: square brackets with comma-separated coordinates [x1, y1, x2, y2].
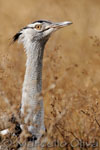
[35, 24, 42, 30]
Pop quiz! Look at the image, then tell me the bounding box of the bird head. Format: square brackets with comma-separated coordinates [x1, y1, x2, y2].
[13, 20, 72, 44]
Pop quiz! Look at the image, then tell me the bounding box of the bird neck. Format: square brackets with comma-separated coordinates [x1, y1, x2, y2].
[25, 42, 44, 91]
[21, 40, 47, 137]
[22, 41, 45, 102]
[21, 41, 45, 116]
[21, 40, 45, 136]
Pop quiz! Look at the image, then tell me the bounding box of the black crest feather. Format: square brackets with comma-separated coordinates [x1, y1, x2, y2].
[13, 32, 22, 42]
[32, 20, 52, 24]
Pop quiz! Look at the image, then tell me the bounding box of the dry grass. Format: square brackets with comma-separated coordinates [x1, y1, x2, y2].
[0, 0, 100, 149]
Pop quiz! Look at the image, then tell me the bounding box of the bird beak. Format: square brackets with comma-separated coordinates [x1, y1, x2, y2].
[51, 21, 72, 30]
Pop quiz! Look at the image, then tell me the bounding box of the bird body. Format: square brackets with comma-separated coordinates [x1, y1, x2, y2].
[13, 20, 72, 144]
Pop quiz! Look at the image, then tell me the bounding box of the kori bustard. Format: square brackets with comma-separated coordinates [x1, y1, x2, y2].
[13, 20, 72, 142]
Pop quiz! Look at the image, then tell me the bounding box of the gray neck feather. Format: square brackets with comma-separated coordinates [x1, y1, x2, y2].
[21, 40, 46, 139]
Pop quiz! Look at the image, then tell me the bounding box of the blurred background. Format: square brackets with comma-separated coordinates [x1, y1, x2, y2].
[0, 0, 100, 149]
